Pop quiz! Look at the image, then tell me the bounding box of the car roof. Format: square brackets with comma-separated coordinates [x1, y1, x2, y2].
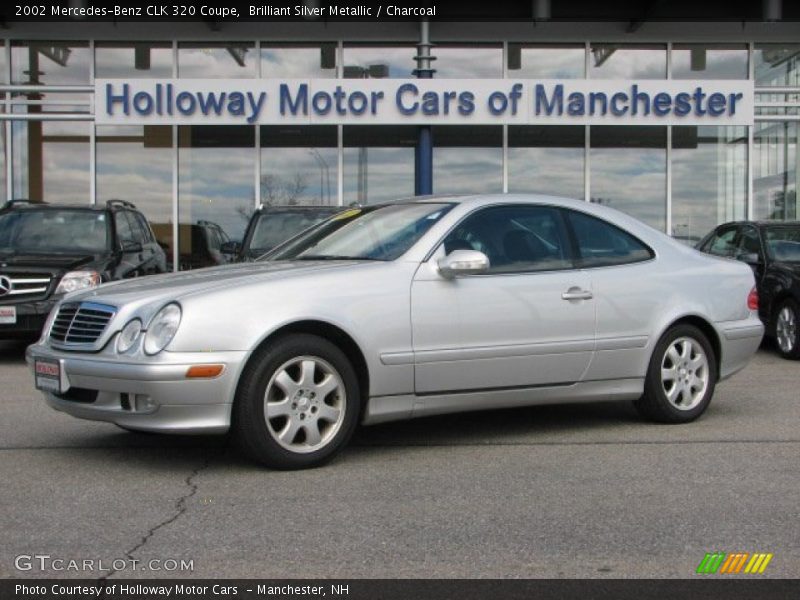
[715, 220, 800, 228]
[1, 200, 135, 212]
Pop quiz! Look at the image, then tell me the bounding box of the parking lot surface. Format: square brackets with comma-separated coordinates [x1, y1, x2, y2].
[1, 340, 798, 579]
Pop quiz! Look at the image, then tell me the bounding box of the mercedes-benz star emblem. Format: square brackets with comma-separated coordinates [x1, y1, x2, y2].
[0, 275, 11, 297]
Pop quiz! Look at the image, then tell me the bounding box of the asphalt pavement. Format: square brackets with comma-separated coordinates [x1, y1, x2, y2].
[1, 340, 798, 579]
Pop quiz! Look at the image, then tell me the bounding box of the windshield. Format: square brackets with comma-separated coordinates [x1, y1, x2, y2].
[265, 203, 453, 262]
[249, 209, 337, 255]
[0, 209, 110, 255]
[765, 226, 800, 262]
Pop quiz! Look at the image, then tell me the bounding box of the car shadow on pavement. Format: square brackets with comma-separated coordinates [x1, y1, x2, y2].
[0, 340, 31, 365]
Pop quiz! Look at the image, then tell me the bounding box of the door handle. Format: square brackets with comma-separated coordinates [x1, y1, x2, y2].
[561, 288, 593, 301]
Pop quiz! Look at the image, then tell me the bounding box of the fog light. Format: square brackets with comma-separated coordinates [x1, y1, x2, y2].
[134, 394, 157, 412]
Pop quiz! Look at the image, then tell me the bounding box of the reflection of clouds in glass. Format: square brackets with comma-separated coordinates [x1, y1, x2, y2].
[590, 46, 665, 79]
[96, 129, 173, 225]
[179, 148, 254, 239]
[508, 148, 583, 199]
[343, 47, 416, 79]
[12, 121, 90, 202]
[517, 47, 585, 79]
[672, 48, 748, 80]
[590, 149, 666, 230]
[434, 148, 502, 195]
[179, 47, 256, 78]
[261, 47, 334, 79]
[96, 46, 173, 78]
[672, 127, 747, 242]
[343, 147, 415, 204]
[11, 43, 91, 85]
[754, 45, 800, 86]
[436, 47, 503, 79]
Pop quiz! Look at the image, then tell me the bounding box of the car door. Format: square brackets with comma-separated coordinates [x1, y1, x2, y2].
[411, 204, 595, 394]
[564, 209, 660, 382]
[113, 211, 145, 278]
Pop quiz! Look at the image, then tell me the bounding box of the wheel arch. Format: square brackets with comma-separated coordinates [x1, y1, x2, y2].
[234, 319, 370, 417]
[659, 315, 722, 381]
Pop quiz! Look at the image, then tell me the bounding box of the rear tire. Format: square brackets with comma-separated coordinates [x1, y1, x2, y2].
[634, 324, 716, 423]
[233, 334, 360, 470]
[774, 299, 800, 360]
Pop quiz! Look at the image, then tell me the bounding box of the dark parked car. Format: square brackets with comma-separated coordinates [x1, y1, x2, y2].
[0, 199, 167, 339]
[227, 205, 342, 261]
[697, 221, 800, 359]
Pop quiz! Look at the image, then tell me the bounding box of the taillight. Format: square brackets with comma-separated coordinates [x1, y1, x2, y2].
[747, 286, 759, 311]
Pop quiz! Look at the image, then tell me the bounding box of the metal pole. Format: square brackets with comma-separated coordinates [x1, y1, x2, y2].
[414, 19, 435, 196]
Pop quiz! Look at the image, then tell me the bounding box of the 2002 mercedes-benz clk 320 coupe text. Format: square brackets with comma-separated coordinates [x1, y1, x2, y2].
[27, 195, 764, 469]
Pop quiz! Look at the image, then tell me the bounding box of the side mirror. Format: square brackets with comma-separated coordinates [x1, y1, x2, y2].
[220, 241, 241, 255]
[437, 249, 490, 279]
[737, 252, 761, 266]
[121, 240, 143, 253]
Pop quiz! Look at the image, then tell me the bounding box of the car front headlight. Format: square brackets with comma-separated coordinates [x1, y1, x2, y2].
[55, 270, 101, 294]
[143, 303, 181, 355]
[116, 319, 142, 353]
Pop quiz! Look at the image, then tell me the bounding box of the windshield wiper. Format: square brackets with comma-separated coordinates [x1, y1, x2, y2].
[293, 254, 386, 261]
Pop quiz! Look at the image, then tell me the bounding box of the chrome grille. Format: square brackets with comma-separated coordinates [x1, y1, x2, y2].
[0, 273, 52, 300]
[49, 302, 116, 346]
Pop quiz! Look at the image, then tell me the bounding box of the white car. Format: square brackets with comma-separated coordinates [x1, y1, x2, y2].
[27, 194, 763, 469]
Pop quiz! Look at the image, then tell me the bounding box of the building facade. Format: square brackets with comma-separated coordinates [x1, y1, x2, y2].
[1, 19, 798, 269]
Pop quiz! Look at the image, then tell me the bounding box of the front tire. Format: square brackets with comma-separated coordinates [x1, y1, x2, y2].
[234, 334, 360, 469]
[634, 324, 716, 423]
[774, 299, 800, 360]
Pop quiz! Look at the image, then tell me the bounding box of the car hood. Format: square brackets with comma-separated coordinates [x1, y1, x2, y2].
[0, 252, 97, 272]
[69, 260, 370, 308]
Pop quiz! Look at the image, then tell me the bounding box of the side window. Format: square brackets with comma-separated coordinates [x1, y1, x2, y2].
[737, 227, 762, 259]
[567, 211, 653, 267]
[133, 212, 154, 244]
[442, 205, 573, 273]
[704, 228, 738, 257]
[113, 211, 135, 247]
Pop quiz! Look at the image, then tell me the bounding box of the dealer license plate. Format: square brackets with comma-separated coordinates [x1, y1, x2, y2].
[35, 359, 62, 393]
[0, 306, 16, 324]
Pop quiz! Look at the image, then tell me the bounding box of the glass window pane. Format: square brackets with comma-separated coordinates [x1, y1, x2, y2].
[12, 41, 90, 85]
[567, 210, 653, 267]
[672, 126, 747, 245]
[261, 44, 336, 78]
[589, 44, 666, 79]
[672, 45, 748, 80]
[590, 126, 666, 231]
[508, 126, 584, 199]
[706, 228, 738, 257]
[342, 45, 415, 79]
[433, 126, 502, 195]
[261, 126, 337, 206]
[508, 44, 585, 79]
[12, 121, 90, 203]
[96, 125, 173, 257]
[445, 205, 573, 273]
[179, 43, 256, 78]
[178, 126, 255, 269]
[343, 126, 416, 204]
[95, 43, 173, 78]
[754, 44, 800, 87]
[436, 46, 502, 78]
[754, 121, 798, 220]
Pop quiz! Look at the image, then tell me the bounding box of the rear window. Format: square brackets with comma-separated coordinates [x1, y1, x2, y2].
[568, 210, 654, 267]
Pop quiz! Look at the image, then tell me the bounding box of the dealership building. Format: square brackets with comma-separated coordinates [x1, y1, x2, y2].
[1, 4, 798, 269]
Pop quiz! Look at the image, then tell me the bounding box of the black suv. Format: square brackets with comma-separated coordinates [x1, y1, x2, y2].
[227, 205, 342, 261]
[697, 221, 800, 359]
[0, 199, 167, 339]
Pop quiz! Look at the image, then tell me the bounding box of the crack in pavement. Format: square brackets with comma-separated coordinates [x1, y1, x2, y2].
[96, 445, 225, 585]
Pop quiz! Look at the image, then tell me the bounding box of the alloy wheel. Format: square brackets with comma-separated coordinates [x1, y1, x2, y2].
[660, 336, 710, 411]
[776, 306, 797, 354]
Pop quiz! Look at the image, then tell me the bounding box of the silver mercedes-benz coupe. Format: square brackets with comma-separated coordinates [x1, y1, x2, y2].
[27, 194, 763, 469]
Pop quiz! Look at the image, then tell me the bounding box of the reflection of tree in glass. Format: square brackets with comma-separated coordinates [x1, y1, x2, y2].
[261, 173, 308, 206]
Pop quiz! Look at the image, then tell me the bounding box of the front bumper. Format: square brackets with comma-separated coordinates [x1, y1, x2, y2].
[26, 343, 248, 434]
[0, 297, 57, 339]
